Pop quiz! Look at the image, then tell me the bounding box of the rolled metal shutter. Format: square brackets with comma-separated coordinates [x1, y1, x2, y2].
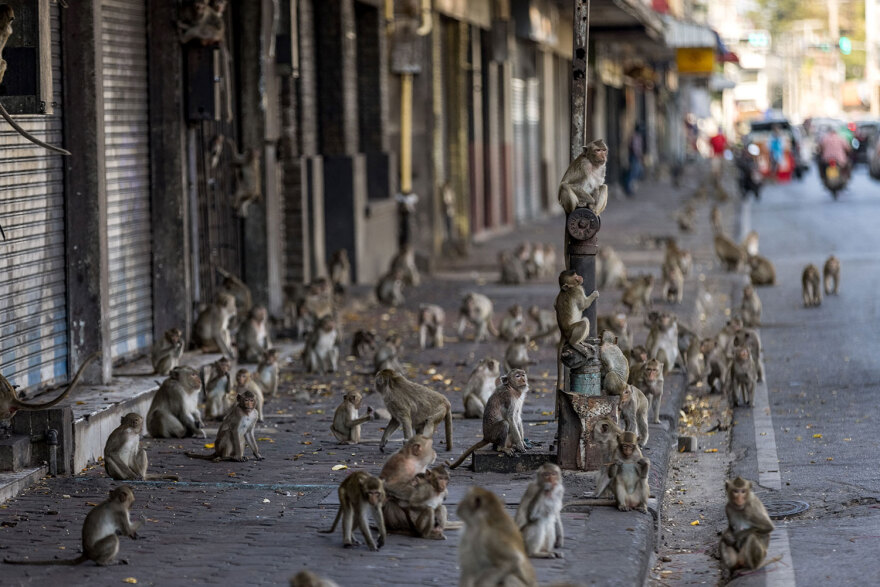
[511, 76, 527, 222]
[0, 4, 68, 391]
[101, 0, 153, 359]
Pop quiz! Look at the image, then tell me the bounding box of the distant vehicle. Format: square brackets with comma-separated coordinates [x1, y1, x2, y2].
[852, 121, 880, 164]
[746, 119, 808, 180]
[869, 136, 880, 180]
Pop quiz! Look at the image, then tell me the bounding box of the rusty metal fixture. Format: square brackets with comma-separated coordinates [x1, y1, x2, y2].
[557, 393, 618, 470]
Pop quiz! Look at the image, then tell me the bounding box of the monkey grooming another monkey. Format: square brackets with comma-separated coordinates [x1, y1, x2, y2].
[186, 390, 263, 461]
[0, 352, 99, 422]
[449, 369, 529, 469]
[4, 486, 142, 566]
[418, 304, 445, 349]
[256, 348, 279, 398]
[462, 358, 501, 419]
[201, 356, 233, 420]
[802, 264, 822, 307]
[146, 366, 205, 439]
[234, 369, 265, 423]
[151, 328, 184, 375]
[720, 477, 776, 573]
[740, 284, 762, 327]
[193, 293, 237, 358]
[103, 413, 179, 481]
[236, 305, 272, 363]
[557, 139, 608, 215]
[728, 346, 757, 407]
[515, 462, 565, 559]
[319, 471, 387, 552]
[383, 465, 451, 539]
[374, 370, 453, 452]
[823, 254, 840, 295]
[457, 292, 499, 342]
[457, 487, 537, 587]
[330, 391, 374, 444]
[609, 431, 650, 513]
[554, 270, 600, 391]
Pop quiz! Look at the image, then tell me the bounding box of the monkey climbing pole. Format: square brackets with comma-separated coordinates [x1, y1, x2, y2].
[556, 0, 619, 471]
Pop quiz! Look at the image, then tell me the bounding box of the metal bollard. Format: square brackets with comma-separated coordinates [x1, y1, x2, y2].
[46, 428, 58, 477]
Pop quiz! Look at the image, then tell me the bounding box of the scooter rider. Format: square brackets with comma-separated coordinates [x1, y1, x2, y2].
[819, 128, 852, 181]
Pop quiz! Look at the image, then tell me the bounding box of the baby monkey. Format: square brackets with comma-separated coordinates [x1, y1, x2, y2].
[4, 486, 143, 566]
[186, 391, 264, 462]
[319, 471, 387, 552]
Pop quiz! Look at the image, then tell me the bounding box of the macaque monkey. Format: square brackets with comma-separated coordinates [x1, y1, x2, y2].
[515, 242, 537, 279]
[379, 435, 437, 488]
[748, 254, 776, 286]
[228, 143, 261, 218]
[596, 246, 627, 289]
[664, 239, 693, 277]
[554, 270, 600, 391]
[528, 305, 559, 344]
[373, 334, 403, 373]
[685, 337, 707, 387]
[4, 486, 142, 566]
[599, 331, 629, 394]
[618, 385, 649, 447]
[351, 329, 378, 359]
[662, 260, 684, 304]
[103, 413, 179, 481]
[628, 345, 648, 383]
[319, 471, 387, 552]
[151, 328, 184, 375]
[201, 357, 233, 420]
[720, 477, 776, 573]
[457, 487, 537, 587]
[733, 329, 764, 382]
[328, 249, 351, 294]
[592, 417, 623, 498]
[457, 292, 499, 342]
[542, 243, 557, 277]
[236, 305, 272, 363]
[390, 243, 420, 286]
[374, 370, 453, 452]
[609, 431, 650, 513]
[802, 264, 822, 307]
[499, 304, 525, 341]
[710, 205, 722, 232]
[714, 233, 746, 271]
[557, 139, 609, 215]
[290, 571, 341, 587]
[740, 284, 762, 327]
[449, 369, 529, 469]
[146, 366, 205, 439]
[504, 335, 534, 372]
[418, 304, 445, 349]
[375, 269, 405, 307]
[621, 275, 654, 314]
[178, 0, 225, 45]
[515, 463, 565, 559]
[186, 391, 263, 461]
[741, 230, 759, 257]
[528, 242, 546, 278]
[0, 351, 98, 422]
[330, 391, 374, 444]
[676, 203, 696, 233]
[823, 255, 840, 295]
[597, 312, 632, 356]
[0, 4, 70, 156]
[216, 267, 253, 323]
[728, 346, 757, 407]
[256, 348, 279, 397]
[304, 316, 339, 374]
[462, 358, 501, 418]
[646, 311, 680, 375]
[193, 293, 237, 358]
[703, 338, 730, 394]
[638, 359, 664, 424]
[234, 369, 264, 422]
[383, 465, 450, 539]
[499, 250, 526, 285]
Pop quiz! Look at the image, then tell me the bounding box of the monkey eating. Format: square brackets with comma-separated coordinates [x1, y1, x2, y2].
[329, 391, 374, 444]
[4, 486, 142, 566]
[374, 370, 453, 452]
[147, 366, 206, 439]
[103, 413, 179, 481]
[557, 139, 609, 216]
[186, 390, 263, 461]
[748, 254, 776, 286]
[449, 369, 529, 469]
[554, 270, 600, 392]
[720, 477, 776, 574]
[418, 304, 445, 349]
[151, 328, 184, 375]
[0, 351, 99, 423]
[462, 358, 501, 419]
[319, 471, 387, 552]
[515, 462, 565, 559]
[740, 284, 762, 327]
[728, 346, 757, 407]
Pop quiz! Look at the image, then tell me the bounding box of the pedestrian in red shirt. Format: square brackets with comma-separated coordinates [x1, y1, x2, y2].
[710, 131, 727, 183]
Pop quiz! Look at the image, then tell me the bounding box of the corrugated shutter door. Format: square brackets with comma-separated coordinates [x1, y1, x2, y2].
[511, 77, 527, 222]
[0, 4, 68, 391]
[101, 0, 153, 359]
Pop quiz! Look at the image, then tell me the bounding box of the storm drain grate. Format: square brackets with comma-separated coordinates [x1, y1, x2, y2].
[762, 499, 810, 518]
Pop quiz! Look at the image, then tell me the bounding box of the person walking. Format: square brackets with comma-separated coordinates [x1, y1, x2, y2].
[709, 128, 727, 184]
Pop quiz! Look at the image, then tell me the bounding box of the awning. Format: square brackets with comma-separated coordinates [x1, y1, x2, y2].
[587, 0, 665, 40]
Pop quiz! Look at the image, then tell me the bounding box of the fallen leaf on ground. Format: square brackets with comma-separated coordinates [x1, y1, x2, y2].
[123, 579, 138, 584]
[204, 443, 215, 449]
[704, 448, 718, 453]
[690, 520, 700, 526]
[331, 464, 348, 471]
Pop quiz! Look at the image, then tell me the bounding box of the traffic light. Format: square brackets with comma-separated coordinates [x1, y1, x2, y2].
[839, 36, 852, 55]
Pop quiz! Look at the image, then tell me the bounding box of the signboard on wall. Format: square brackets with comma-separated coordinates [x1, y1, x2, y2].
[676, 47, 714, 75]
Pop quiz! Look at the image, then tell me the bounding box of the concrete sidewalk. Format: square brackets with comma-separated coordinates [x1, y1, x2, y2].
[0, 169, 738, 586]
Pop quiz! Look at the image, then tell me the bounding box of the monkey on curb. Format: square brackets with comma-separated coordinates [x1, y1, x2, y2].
[599, 330, 629, 394]
[740, 284, 762, 327]
[103, 413, 179, 481]
[186, 391, 263, 461]
[515, 463, 565, 559]
[151, 328, 184, 375]
[319, 471, 387, 552]
[192, 293, 237, 358]
[201, 356, 233, 420]
[462, 358, 501, 419]
[374, 370, 453, 452]
[554, 270, 600, 392]
[638, 358, 664, 424]
[609, 431, 650, 513]
[720, 477, 777, 573]
[0, 352, 99, 422]
[4, 486, 143, 566]
[330, 391, 374, 444]
[449, 369, 529, 469]
[146, 366, 205, 439]
[646, 311, 680, 375]
[557, 139, 609, 216]
[728, 346, 757, 407]
[823, 255, 840, 295]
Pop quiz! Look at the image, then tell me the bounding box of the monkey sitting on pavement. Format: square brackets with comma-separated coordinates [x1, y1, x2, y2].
[330, 391, 374, 444]
[351, 329, 378, 359]
[304, 315, 340, 374]
[418, 304, 445, 349]
[234, 369, 265, 423]
[328, 249, 351, 295]
[103, 413, 179, 481]
[256, 348, 279, 397]
[637, 358, 664, 424]
[192, 292, 237, 358]
[740, 284, 762, 327]
[236, 305, 272, 363]
[462, 358, 501, 419]
[319, 471, 387, 552]
[186, 391, 263, 461]
[146, 366, 206, 439]
[4, 486, 143, 566]
[609, 431, 650, 513]
[373, 334, 403, 373]
[504, 335, 534, 373]
[720, 477, 778, 573]
[201, 356, 234, 420]
[457, 292, 499, 342]
[515, 462, 565, 559]
[390, 243, 420, 286]
[383, 465, 452, 540]
[499, 304, 525, 341]
[376, 269, 405, 307]
[151, 328, 184, 375]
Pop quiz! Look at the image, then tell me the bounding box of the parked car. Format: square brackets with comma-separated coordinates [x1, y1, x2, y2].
[852, 120, 880, 164]
[746, 119, 808, 180]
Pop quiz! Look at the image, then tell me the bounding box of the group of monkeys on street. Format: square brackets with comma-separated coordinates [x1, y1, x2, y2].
[499, 241, 558, 285]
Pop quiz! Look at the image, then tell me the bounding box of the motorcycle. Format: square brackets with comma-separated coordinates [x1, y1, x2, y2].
[822, 158, 848, 200]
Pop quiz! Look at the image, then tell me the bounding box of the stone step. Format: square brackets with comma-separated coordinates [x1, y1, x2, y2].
[0, 467, 46, 504]
[0, 435, 32, 472]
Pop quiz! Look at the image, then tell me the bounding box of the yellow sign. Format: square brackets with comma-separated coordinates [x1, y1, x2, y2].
[676, 48, 715, 75]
